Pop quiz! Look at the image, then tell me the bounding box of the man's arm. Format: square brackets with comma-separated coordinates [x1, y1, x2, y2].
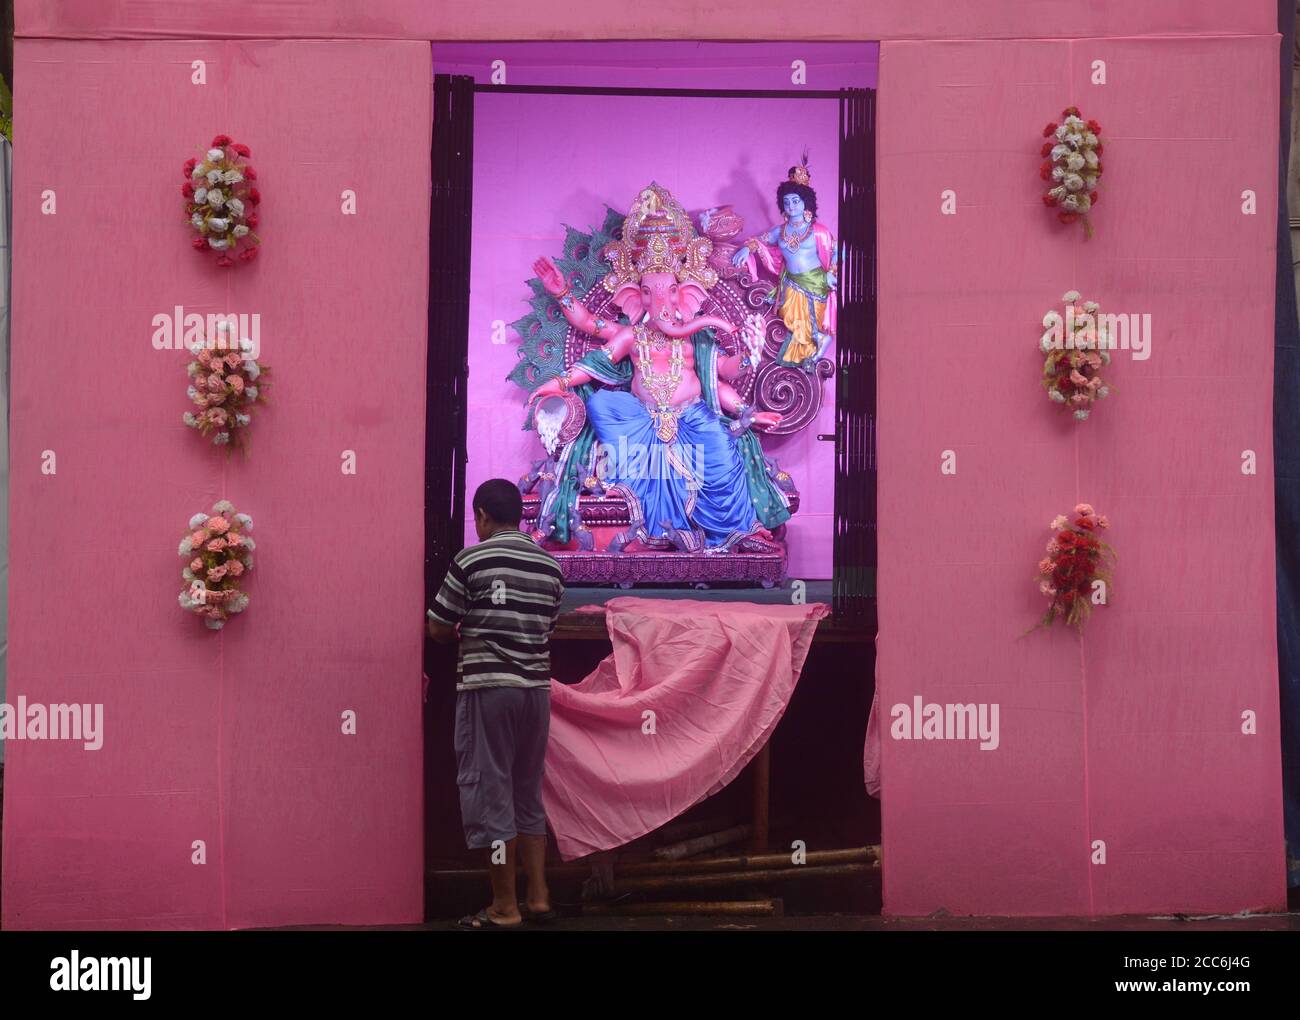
[426, 614, 458, 644]
[547, 576, 567, 639]
[427, 558, 469, 644]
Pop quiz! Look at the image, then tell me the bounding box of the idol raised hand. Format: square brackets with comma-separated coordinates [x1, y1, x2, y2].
[532, 255, 568, 296]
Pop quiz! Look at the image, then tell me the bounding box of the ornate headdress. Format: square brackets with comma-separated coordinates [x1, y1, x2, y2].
[602, 182, 718, 293]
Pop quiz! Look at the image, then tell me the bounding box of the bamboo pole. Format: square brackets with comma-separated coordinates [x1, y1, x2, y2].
[582, 899, 782, 918]
[654, 814, 743, 844]
[638, 845, 878, 876]
[610, 862, 875, 894]
[654, 824, 751, 861]
[427, 845, 881, 883]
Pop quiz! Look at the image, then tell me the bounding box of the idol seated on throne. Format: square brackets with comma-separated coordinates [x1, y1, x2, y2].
[506, 179, 832, 584]
[526, 184, 793, 561]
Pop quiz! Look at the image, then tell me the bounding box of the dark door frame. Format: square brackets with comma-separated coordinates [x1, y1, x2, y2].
[423, 72, 877, 911]
[426, 75, 877, 621]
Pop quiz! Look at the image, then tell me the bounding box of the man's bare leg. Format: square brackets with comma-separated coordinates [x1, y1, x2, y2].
[486, 838, 522, 924]
[518, 833, 551, 913]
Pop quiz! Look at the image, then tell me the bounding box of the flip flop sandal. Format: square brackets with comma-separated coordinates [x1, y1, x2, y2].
[519, 905, 558, 924]
[456, 909, 522, 931]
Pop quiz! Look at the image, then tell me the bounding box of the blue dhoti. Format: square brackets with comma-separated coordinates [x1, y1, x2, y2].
[585, 390, 759, 549]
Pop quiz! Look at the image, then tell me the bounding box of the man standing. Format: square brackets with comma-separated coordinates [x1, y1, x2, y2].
[427, 478, 565, 930]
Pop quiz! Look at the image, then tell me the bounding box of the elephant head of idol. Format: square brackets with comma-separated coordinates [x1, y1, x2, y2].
[600, 182, 733, 339]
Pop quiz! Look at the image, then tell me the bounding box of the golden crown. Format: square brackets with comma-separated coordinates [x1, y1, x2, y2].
[601, 182, 718, 292]
[635, 233, 678, 275]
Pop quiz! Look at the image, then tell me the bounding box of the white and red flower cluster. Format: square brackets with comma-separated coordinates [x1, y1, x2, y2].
[1040, 107, 1103, 236]
[182, 134, 262, 266]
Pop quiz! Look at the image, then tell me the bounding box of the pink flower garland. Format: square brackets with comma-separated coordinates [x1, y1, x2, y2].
[182, 321, 269, 451]
[1039, 290, 1112, 422]
[178, 500, 255, 630]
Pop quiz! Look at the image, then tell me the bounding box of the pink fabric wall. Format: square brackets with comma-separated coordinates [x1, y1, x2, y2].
[18, 0, 1276, 41]
[875, 36, 1286, 916]
[451, 41, 874, 576]
[2, 39, 431, 929]
[4, 6, 1286, 927]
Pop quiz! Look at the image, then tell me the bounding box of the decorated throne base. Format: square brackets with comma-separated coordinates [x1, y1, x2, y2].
[521, 491, 795, 588]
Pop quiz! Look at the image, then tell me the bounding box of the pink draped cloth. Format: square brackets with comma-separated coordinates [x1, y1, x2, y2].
[863, 633, 882, 798]
[542, 596, 829, 860]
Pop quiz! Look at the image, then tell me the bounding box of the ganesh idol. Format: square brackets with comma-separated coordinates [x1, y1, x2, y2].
[732, 156, 838, 368]
[528, 183, 792, 553]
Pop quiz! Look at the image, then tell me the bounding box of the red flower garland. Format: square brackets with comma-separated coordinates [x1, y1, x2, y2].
[1035, 504, 1115, 630]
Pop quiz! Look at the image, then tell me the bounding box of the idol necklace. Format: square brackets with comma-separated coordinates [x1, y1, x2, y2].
[781, 219, 812, 250]
[636, 325, 684, 442]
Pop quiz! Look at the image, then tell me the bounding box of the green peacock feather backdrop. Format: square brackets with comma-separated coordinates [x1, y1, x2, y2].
[508, 207, 624, 396]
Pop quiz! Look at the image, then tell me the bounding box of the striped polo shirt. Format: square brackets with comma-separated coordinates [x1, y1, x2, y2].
[428, 529, 565, 691]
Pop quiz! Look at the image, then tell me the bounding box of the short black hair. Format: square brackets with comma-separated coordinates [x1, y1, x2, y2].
[472, 478, 523, 526]
[776, 180, 818, 219]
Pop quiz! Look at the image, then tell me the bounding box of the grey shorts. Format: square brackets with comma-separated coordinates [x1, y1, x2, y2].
[454, 686, 551, 850]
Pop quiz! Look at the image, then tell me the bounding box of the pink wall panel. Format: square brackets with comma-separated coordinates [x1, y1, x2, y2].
[876, 36, 1285, 916]
[1066, 36, 1284, 916]
[17, 0, 1276, 42]
[3, 39, 431, 929]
